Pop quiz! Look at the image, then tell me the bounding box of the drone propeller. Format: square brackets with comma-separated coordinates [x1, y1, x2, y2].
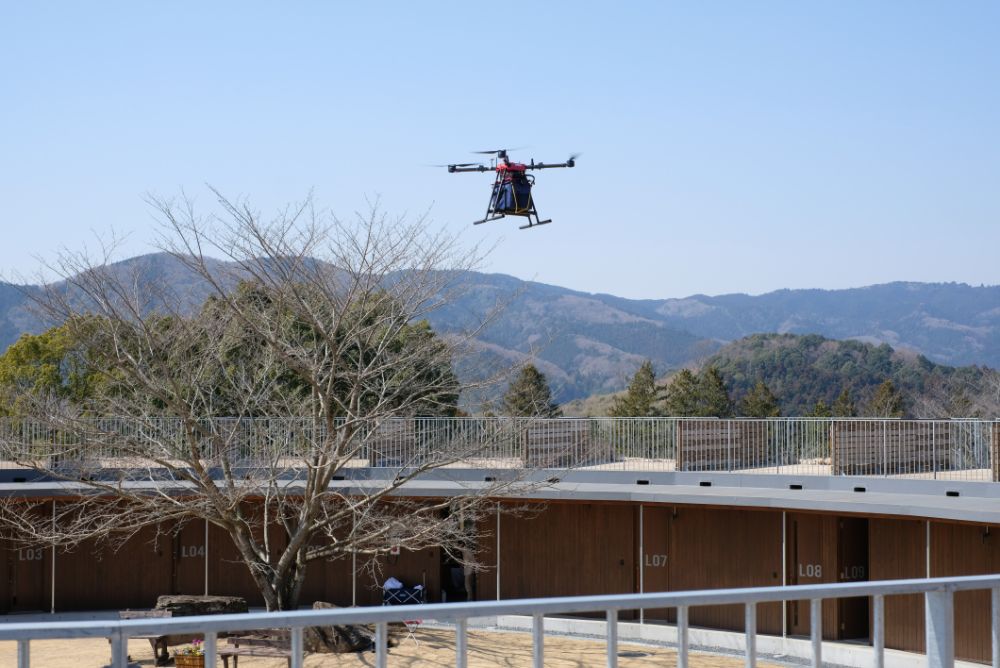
[473, 145, 528, 155]
[567, 152, 581, 167]
[430, 162, 480, 167]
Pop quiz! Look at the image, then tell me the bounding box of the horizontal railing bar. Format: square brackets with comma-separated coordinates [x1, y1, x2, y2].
[3, 575, 1000, 641]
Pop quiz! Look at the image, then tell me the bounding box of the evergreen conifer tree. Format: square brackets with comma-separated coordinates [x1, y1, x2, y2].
[662, 369, 701, 416]
[697, 366, 733, 417]
[832, 388, 857, 417]
[740, 380, 780, 417]
[502, 364, 561, 417]
[865, 379, 905, 417]
[610, 360, 660, 417]
[809, 399, 832, 417]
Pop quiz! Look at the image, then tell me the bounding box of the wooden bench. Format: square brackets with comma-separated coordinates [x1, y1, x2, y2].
[219, 633, 295, 668]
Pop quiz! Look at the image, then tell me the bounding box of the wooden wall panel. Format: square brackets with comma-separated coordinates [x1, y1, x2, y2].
[2, 503, 52, 613]
[930, 521, 1000, 664]
[669, 507, 782, 634]
[786, 513, 839, 639]
[297, 554, 329, 605]
[2, 538, 51, 613]
[54, 524, 172, 610]
[298, 525, 361, 607]
[172, 520, 208, 597]
[206, 522, 282, 606]
[473, 509, 499, 602]
[492, 503, 635, 601]
[0, 538, 9, 613]
[640, 505, 671, 620]
[320, 554, 358, 606]
[833, 422, 948, 475]
[6, 542, 50, 612]
[869, 518, 925, 654]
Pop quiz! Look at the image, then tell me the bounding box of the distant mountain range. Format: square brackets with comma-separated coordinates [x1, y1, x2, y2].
[0, 253, 997, 402]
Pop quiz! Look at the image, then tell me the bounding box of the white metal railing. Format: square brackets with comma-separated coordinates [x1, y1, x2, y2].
[0, 417, 997, 481]
[2, 575, 1000, 668]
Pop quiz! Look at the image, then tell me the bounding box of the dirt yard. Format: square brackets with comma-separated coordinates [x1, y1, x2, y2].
[0, 627, 782, 667]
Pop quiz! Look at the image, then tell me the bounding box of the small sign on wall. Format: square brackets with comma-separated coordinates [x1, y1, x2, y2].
[180, 545, 206, 558]
[798, 563, 822, 578]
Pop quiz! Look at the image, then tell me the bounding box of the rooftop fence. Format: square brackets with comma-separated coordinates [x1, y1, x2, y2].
[1, 417, 998, 482]
[2, 574, 999, 668]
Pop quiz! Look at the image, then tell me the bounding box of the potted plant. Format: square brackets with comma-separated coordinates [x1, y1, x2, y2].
[173, 639, 205, 668]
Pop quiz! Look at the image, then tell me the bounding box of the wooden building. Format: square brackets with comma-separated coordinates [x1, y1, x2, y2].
[3, 473, 1000, 663]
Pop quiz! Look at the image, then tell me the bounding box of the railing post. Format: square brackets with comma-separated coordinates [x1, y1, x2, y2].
[532, 613, 544, 668]
[932, 421, 938, 480]
[202, 631, 218, 666]
[882, 420, 888, 478]
[290, 627, 303, 668]
[375, 621, 388, 668]
[677, 605, 689, 668]
[727, 420, 732, 472]
[16, 639, 28, 668]
[873, 594, 885, 668]
[992, 588, 1000, 668]
[204, 632, 217, 668]
[456, 618, 468, 668]
[745, 602, 757, 668]
[606, 609, 618, 668]
[925, 590, 954, 668]
[810, 598, 822, 668]
[110, 629, 128, 668]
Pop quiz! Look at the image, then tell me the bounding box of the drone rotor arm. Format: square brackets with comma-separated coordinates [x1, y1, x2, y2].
[447, 164, 491, 173]
[523, 161, 574, 170]
[524, 153, 580, 170]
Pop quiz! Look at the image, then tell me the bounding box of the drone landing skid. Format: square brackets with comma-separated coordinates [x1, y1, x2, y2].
[519, 217, 552, 230]
[472, 213, 552, 229]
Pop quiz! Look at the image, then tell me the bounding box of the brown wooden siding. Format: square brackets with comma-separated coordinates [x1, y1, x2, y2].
[931, 521, 1000, 664]
[786, 513, 839, 639]
[171, 519, 208, 598]
[868, 518, 926, 654]
[2, 502, 53, 613]
[8, 492, 1000, 668]
[54, 524, 173, 610]
[640, 505, 671, 620]
[669, 507, 782, 634]
[473, 509, 499, 602]
[677, 421, 771, 472]
[0, 540, 9, 612]
[491, 503, 635, 600]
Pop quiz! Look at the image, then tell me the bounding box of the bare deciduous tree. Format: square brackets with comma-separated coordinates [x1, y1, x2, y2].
[0, 191, 529, 610]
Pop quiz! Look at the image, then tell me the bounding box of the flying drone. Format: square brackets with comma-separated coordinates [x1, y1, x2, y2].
[442, 149, 578, 229]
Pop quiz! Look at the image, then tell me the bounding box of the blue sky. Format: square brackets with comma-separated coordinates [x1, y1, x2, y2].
[2, 2, 998, 298]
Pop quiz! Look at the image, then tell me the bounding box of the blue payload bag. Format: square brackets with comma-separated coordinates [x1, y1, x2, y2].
[495, 181, 532, 213]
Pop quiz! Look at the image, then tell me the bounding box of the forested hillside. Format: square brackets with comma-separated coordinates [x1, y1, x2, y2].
[565, 333, 999, 418]
[705, 333, 996, 417]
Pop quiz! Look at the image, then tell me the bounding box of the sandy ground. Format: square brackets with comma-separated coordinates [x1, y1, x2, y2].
[0, 627, 783, 667]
